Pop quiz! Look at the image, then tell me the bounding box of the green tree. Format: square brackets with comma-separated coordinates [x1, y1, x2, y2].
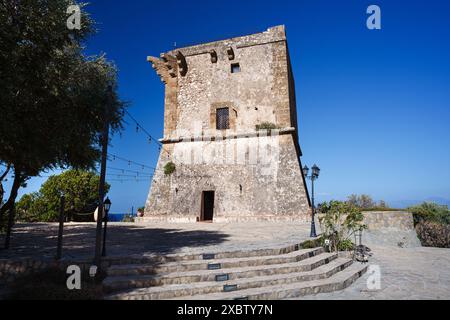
[16, 170, 110, 222]
[347, 194, 359, 207]
[378, 200, 388, 208]
[358, 194, 375, 209]
[0, 1, 126, 227]
[346, 194, 377, 210]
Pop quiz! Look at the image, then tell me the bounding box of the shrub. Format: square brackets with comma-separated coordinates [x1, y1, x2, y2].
[164, 162, 176, 175]
[122, 214, 135, 223]
[318, 200, 367, 252]
[300, 238, 323, 249]
[416, 221, 450, 248]
[408, 202, 450, 226]
[255, 122, 280, 131]
[337, 238, 354, 251]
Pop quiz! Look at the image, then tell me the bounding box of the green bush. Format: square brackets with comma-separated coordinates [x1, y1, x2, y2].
[318, 200, 367, 252]
[337, 239, 354, 251]
[164, 162, 176, 175]
[300, 238, 322, 249]
[122, 214, 135, 223]
[408, 202, 450, 226]
[255, 122, 280, 131]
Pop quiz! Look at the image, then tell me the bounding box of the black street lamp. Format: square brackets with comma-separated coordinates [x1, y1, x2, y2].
[94, 85, 113, 268]
[303, 164, 320, 238]
[101, 197, 112, 257]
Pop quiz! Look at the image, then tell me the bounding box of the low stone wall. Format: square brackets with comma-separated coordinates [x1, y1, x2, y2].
[363, 211, 415, 230]
[0, 256, 138, 288]
[362, 211, 421, 248]
[0, 257, 93, 288]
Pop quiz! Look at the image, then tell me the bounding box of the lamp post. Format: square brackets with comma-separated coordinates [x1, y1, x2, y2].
[303, 164, 321, 238]
[94, 85, 113, 268]
[102, 197, 112, 257]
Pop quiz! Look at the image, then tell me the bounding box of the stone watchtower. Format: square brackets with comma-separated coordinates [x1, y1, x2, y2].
[144, 25, 311, 222]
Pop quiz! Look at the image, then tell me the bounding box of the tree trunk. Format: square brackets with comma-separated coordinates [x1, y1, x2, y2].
[4, 205, 16, 249]
[0, 170, 22, 250]
[0, 170, 22, 222]
[0, 164, 11, 205]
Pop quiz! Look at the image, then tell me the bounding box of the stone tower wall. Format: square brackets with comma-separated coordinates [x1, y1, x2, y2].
[144, 26, 311, 222]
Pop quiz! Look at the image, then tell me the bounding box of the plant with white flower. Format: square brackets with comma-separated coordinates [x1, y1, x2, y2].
[318, 201, 367, 252]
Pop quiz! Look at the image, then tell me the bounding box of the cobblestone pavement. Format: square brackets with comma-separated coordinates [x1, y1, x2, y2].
[300, 245, 450, 300]
[0, 222, 313, 260]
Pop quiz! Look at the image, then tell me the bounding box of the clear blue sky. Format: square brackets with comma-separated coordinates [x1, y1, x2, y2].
[5, 0, 450, 212]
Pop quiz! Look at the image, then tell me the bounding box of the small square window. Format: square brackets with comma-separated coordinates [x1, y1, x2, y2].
[231, 63, 241, 73]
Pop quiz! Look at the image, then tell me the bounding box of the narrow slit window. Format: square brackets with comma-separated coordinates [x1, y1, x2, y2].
[231, 63, 241, 73]
[216, 107, 230, 130]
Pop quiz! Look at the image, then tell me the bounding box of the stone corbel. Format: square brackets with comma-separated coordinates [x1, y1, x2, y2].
[209, 50, 218, 63]
[161, 54, 178, 78]
[176, 51, 188, 76]
[147, 56, 172, 84]
[227, 47, 235, 60]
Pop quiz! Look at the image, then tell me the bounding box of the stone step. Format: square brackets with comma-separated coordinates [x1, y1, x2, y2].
[103, 252, 338, 292]
[107, 258, 353, 300]
[107, 247, 324, 276]
[105, 242, 310, 266]
[170, 262, 368, 300]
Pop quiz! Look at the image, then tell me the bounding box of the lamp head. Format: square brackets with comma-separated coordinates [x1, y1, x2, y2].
[104, 197, 112, 212]
[312, 164, 320, 178]
[302, 165, 309, 178]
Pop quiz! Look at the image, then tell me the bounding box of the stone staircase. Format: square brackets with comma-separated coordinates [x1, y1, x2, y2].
[103, 244, 368, 300]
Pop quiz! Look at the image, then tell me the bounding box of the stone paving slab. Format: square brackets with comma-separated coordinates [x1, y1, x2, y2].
[298, 245, 450, 300]
[0, 222, 315, 261]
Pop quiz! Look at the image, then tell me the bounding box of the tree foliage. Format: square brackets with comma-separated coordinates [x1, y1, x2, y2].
[16, 170, 110, 222]
[0, 1, 126, 222]
[346, 194, 392, 211]
[408, 202, 450, 226]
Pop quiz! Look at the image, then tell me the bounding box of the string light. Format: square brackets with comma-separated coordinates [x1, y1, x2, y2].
[108, 153, 159, 171]
[124, 110, 171, 156]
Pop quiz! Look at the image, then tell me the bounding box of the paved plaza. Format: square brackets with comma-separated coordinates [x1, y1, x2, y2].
[0, 222, 314, 260]
[1, 222, 450, 299]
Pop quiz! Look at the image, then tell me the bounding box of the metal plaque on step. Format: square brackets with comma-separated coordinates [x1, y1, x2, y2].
[223, 284, 238, 292]
[215, 274, 229, 282]
[208, 263, 221, 270]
